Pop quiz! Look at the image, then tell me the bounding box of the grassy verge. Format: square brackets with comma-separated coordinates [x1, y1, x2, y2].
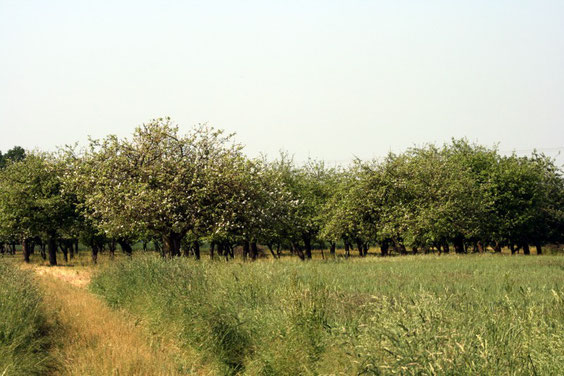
[0, 262, 53, 376]
[91, 255, 564, 375]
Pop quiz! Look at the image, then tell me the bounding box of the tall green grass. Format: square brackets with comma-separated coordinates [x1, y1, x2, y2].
[91, 255, 564, 375]
[0, 263, 53, 376]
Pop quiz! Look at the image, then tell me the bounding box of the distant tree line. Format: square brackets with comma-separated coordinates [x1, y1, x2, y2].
[1, 118, 563, 264]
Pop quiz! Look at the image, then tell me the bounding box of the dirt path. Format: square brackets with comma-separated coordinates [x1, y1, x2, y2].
[33, 266, 92, 288]
[29, 266, 205, 376]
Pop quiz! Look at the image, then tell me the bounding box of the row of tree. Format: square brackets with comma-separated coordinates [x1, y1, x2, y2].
[1, 119, 563, 264]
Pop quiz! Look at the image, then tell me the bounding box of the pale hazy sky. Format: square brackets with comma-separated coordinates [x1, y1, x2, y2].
[1, 0, 563, 165]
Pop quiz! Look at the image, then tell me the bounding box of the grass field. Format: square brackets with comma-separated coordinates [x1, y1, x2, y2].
[90, 254, 564, 375]
[0, 263, 54, 376]
[1, 252, 563, 375]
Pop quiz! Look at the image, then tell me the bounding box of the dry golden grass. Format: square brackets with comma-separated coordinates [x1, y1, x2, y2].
[31, 265, 210, 376]
[31, 265, 92, 288]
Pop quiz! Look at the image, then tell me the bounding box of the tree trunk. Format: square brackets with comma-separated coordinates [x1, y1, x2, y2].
[22, 238, 31, 263]
[399, 243, 407, 255]
[357, 240, 364, 257]
[69, 240, 75, 259]
[344, 241, 350, 258]
[209, 242, 215, 259]
[182, 241, 191, 257]
[380, 240, 389, 256]
[267, 244, 278, 259]
[535, 243, 542, 255]
[60, 242, 68, 263]
[522, 243, 530, 255]
[292, 242, 305, 260]
[494, 241, 502, 253]
[108, 240, 116, 259]
[192, 241, 200, 260]
[442, 241, 450, 254]
[211, 242, 217, 259]
[453, 236, 464, 254]
[74, 239, 79, 257]
[393, 239, 407, 255]
[163, 233, 183, 257]
[117, 239, 133, 256]
[91, 244, 99, 264]
[250, 241, 258, 260]
[304, 237, 312, 259]
[330, 242, 336, 257]
[163, 235, 173, 257]
[224, 244, 230, 261]
[48, 237, 57, 266]
[412, 246, 418, 254]
[243, 240, 250, 260]
[216, 243, 223, 260]
[40, 242, 46, 260]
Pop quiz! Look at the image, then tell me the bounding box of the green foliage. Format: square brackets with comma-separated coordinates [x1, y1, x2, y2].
[0, 153, 75, 242]
[65, 118, 244, 255]
[321, 162, 374, 244]
[271, 155, 341, 257]
[0, 263, 53, 375]
[322, 140, 564, 252]
[91, 255, 564, 375]
[490, 153, 562, 246]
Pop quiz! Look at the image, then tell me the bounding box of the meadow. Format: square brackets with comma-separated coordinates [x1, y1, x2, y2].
[90, 254, 564, 375]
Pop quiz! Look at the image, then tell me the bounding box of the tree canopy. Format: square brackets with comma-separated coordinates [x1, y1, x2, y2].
[1, 121, 562, 263]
